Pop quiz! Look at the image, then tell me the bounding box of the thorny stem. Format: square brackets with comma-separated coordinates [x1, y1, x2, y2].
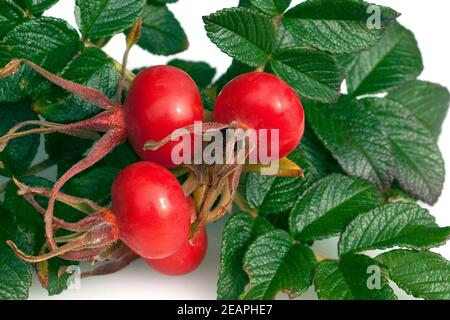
[255, 13, 284, 73]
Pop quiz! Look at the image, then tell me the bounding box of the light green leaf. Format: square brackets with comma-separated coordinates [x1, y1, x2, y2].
[290, 174, 382, 242]
[386, 81, 450, 138]
[138, 2, 188, 56]
[242, 229, 317, 299]
[339, 203, 450, 256]
[75, 0, 144, 39]
[217, 212, 274, 300]
[204, 8, 275, 67]
[305, 97, 395, 189]
[283, 0, 398, 54]
[377, 250, 450, 300]
[34, 46, 119, 123]
[363, 98, 445, 205]
[315, 255, 396, 300]
[271, 48, 343, 103]
[347, 22, 423, 96]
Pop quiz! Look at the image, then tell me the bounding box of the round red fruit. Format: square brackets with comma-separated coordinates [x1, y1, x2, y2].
[111, 161, 190, 259]
[214, 72, 305, 160]
[146, 226, 207, 276]
[124, 66, 203, 168]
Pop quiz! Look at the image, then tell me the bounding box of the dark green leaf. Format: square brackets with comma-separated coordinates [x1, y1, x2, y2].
[152, 0, 177, 3]
[363, 98, 444, 205]
[339, 203, 450, 256]
[215, 60, 253, 92]
[347, 22, 423, 96]
[0, 0, 25, 38]
[0, 100, 39, 176]
[45, 257, 79, 296]
[75, 0, 144, 39]
[283, 0, 398, 54]
[305, 97, 395, 189]
[4, 176, 52, 240]
[0, 207, 34, 300]
[203, 8, 275, 67]
[21, 0, 59, 15]
[217, 212, 274, 300]
[249, 0, 291, 15]
[35, 46, 119, 123]
[64, 166, 120, 204]
[167, 59, 216, 88]
[138, 2, 188, 56]
[271, 48, 343, 103]
[45, 133, 93, 161]
[289, 174, 382, 242]
[386, 81, 450, 138]
[246, 148, 323, 216]
[377, 250, 450, 300]
[242, 229, 317, 299]
[0, 17, 83, 102]
[314, 254, 396, 300]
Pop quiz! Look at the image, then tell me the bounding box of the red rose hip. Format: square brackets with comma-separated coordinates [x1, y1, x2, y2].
[214, 72, 305, 160]
[111, 161, 190, 259]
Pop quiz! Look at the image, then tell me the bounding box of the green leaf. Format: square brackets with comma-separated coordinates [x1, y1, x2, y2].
[0, 0, 25, 38]
[283, 0, 398, 54]
[64, 166, 120, 204]
[376, 250, 450, 300]
[152, 0, 177, 3]
[386, 81, 450, 138]
[347, 22, 423, 96]
[35, 46, 119, 123]
[204, 8, 275, 67]
[21, 0, 59, 15]
[0, 100, 39, 176]
[339, 203, 450, 256]
[0, 17, 83, 102]
[270, 48, 343, 103]
[167, 59, 216, 88]
[217, 212, 274, 300]
[290, 174, 382, 242]
[75, 0, 144, 39]
[4, 176, 52, 240]
[363, 98, 445, 205]
[273, 24, 307, 52]
[215, 60, 253, 92]
[45, 133, 93, 161]
[246, 148, 323, 216]
[314, 254, 396, 300]
[242, 229, 317, 299]
[0, 207, 34, 300]
[249, 0, 291, 15]
[138, 2, 188, 56]
[305, 97, 395, 189]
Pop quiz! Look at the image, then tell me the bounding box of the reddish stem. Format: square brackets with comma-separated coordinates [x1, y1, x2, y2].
[45, 129, 126, 249]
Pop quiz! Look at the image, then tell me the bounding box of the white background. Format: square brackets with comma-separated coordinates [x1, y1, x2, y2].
[19, 0, 450, 299]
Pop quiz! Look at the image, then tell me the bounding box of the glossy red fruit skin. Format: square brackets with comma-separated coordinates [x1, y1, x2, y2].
[214, 72, 305, 160]
[111, 161, 190, 259]
[124, 66, 203, 168]
[146, 226, 207, 276]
